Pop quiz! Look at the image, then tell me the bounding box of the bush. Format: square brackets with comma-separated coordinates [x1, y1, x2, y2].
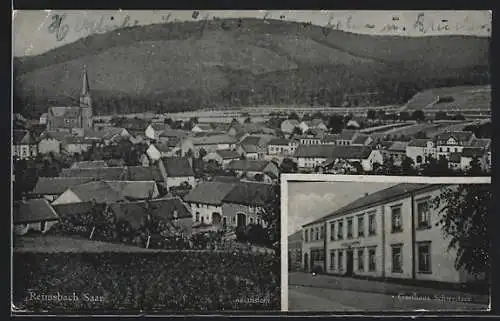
[13, 251, 280, 312]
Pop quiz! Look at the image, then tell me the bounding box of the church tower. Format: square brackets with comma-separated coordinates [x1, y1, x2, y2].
[79, 65, 93, 129]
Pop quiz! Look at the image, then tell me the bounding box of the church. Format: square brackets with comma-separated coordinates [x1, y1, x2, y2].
[46, 66, 93, 136]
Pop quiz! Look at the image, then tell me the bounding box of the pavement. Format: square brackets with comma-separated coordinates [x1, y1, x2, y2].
[288, 272, 490, 311]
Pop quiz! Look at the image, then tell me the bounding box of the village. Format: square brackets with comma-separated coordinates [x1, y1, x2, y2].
[12, 66, 491, 251]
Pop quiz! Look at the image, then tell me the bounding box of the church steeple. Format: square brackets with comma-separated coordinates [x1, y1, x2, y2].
[79, 65, 93, 130]
[81, 64, 90, 97]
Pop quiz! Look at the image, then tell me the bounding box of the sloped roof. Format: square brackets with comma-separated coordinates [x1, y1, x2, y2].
[240, 144, 260, 153]
[40, 131, 68, 142]
[155, 142, 172, 153]
[462, 147, 486, 158]
[162, 157, 194, 177]
[223, 181, 275, 207]
[104, 180, 158, 200]
[13, 199, 59, 224]
[193, 123, 214, 131]
[191, 134, 237, 146]
[352, 134, 370, 145]
[109, 198, 191, 230]
[69, 181, 125, 204]
[304, 184, 442, 227]
[294, 145, 373, 159]
[159, 129, 190, 138]
[388, 141, 409, 152]
[268, 138, 292, 146]
[126, 166, 164, 181]
[49, 106, 82, 118]
[70, 160, 108, 169]
[436, 131, 474, 143]
[226, 160, 271, 172]
[470, 138, 491, 149]
[215, 149, 241, 159]
[183, 181, 236, 206]
[52, 201, 106, 218]
[13, 130, 37, 145]
[239, 135, 261, 146]
[60, 167, 126, 180]
[449, 152, 462, 163]
[33, 177, 96, 195]
[407, 139, 429, 147]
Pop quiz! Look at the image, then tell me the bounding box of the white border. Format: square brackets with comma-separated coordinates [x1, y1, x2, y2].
[280, 174, 491, 312]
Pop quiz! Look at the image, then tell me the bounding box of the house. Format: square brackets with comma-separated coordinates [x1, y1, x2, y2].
[61, 136, 93, 155]
[155, 142, 175, 157]
[183, 181, 237, 230]
[227, 123, 276, 139]
[308, 183, 486, 284]
[221, 181, 275, 229]
[346, 119, 361, 129]
[13, 130, 38, 160]
[13, 198, 59, 236]
[301, 219, 326, 272]
[192, 123, 215, 133]
[32, 177, 97, 202]
[237, 135, 275, 160]
[267, 138, 299, 157]
[226, 159, 280, 183]
[145, 123, 168, 141]
[104, 180, 160, 200]
[322, 130, 359, 146]
[52, 201, 106, 221]
[203, 149, 241, 168]
[126, 166, 164, 183]
[60, 167, 127, 180]
[181, 135, 238, 157]
[70, 160, 108, 169]
[351, 134, 373, 147]
[108, 197, 193, 237]
[384, 141, 409, 165]
[460, 147, 489, 172]
[288, 230, 303, 272]
[39, 113, 48, 125]
[435, 131, 476, 159]
[37, 132, 62, 155]
[84, 127, 129, 145]
[406, 139, 437, 166]
[146, 144, 162, 162]
[159, 157, 196, 190]
[294, 145, 382, 172]
[51, 180, 126, 205]
[281, 119, 301, 135]
[299, 119, 327, 133]
[158, 129, 190, 144]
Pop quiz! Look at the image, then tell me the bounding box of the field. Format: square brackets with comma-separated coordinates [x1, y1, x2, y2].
[381, 123, 444, 137]
[12, 236, 280, 312]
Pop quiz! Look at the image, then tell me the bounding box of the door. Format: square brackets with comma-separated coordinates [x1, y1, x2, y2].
[237, 213, 246, 228]
[304, 253, 309, 272]
[212, 212, 222, 225]
[346, 250, 354, 276]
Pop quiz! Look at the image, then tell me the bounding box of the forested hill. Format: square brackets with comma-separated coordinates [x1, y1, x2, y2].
[13, 18, 490, 117]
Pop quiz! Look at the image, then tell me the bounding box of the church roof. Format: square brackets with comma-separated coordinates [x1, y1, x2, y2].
[49, 106, 82, 118]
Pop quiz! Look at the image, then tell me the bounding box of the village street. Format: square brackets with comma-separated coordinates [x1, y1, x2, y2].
[288, 272, 489, 311]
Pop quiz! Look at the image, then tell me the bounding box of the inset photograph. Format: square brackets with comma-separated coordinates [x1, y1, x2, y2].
[285, 177, 490, 311]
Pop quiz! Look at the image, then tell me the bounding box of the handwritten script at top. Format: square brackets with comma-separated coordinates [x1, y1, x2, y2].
[47, 11, 491, 42]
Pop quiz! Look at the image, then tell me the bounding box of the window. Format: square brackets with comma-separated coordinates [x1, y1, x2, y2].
[358, 248, 364, 271]
[40, 221, 46, 232]
[454, 148, 458, 152]
[368, 247, 376, 271]
[195, 212, 200, 222]
[337, 221, 344, 239]
[347, 218, 353, 238]
[330, 250, 335, 270]
[320, 226, 324, 240]
[315, 227, 319, 241]
[257, 218, 261, 225]
[391, 244, 403, 273]
[447, 147, 450, 152]
[250, 217, 254, 224]
[304, 229, 309, 242]
[368, 213, 376, 235]
[330, 222, 335, 241]
[439, 148, 443, 152]
[358, 215, 364, 237]
[201, 216, 205, 224]
[391, 206, 403, 233]
[309, 229, 313, 242]
[417, 242, 431, 273]
[417, 200, 431, 229]
[338, 251, 343, 271]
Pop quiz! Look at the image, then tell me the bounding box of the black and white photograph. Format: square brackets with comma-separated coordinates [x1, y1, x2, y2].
[11, 9, 491, 314]
[284, 176, 491, 311]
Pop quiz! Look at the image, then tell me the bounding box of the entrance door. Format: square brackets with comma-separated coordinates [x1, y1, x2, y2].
[346, 250, 354, 276]
[304, 253, 309, 272]
[237, 213, 246, 228]
[212, 212, 222, 225]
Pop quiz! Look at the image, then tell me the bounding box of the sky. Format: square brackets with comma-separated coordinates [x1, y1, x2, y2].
[287, 181, 396, 236]
[12, 10, 491, 57]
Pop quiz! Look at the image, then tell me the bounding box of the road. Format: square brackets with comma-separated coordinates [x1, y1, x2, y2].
[289, 285, 488, 311]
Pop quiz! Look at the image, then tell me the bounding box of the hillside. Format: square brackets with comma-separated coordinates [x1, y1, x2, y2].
[13, 18, 491, 117]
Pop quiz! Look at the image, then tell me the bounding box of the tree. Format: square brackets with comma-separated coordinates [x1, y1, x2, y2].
[258, 184, 280, 255]
[383, 156, 395, 175]
[414, 131, 428, 139]
[435, 111, 448, 120]
[288, 112, 299, 120]
[468, 157, 484, 176]
[291, 126, 303, 136]
[244, 117, 252, 124]
[367, 110, 376, 120]
[328, 115, 344, 134]
[280, 158, 298, 173]
[432, 184, 491, 277]
[412, 110, 425, 122]
[186, 148, 194, 159]
[198, 148, 207, 160]
[399, 111, 410, 121]
[401, 156, 415, 175]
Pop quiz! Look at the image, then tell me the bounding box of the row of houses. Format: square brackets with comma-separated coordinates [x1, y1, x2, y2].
[298, 183, 486, 285]
[13, 179, 275, 237]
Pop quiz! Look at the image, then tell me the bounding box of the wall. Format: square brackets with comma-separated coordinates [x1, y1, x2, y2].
[302, 222, 325, 271]
[406, 146, 425, 165]
[297, 157, 327, 169]
[63, 143, 91, 155]
[14, 220, 58, 236]
[221, 203, 266, 229]
[188, 202, 224, 226]
[38, 139, 61, 155]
